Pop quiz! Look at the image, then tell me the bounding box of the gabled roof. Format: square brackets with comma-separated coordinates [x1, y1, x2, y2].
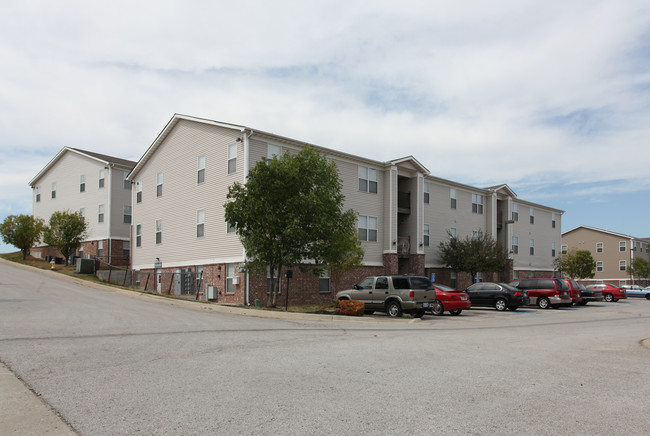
[388, 156, 430, 175]
[29, 147, 136, 186]
[485, 184, 517, 198]
[562, 225, 637, 240]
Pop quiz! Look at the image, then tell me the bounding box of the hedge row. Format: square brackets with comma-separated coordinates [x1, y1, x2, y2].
[335, 299, 365, 316]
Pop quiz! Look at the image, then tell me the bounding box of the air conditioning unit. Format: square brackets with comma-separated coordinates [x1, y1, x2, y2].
[232, 276, 240, 285]
[207, 285, 217, 300]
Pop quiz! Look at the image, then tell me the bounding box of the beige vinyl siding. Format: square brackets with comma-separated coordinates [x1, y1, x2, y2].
[131, 119, 245, 269]
[107, 165, 134, 239]
[510, 202, 561, 271]
[32, 152, 112, 244]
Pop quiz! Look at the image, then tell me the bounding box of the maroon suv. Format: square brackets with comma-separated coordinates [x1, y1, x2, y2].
[509, 278, 572, 309]
[563, 279, 584, 306]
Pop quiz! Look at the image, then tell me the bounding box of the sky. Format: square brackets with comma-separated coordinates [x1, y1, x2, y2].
[1, 0, 649, 253]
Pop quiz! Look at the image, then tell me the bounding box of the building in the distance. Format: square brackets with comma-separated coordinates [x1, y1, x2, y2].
[562, 225, 650, 286]
[29, 147, 136, 265]
[127, 114, 564, 304]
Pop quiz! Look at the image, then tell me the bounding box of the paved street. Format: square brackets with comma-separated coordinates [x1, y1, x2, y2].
[1, 259, 649, 435]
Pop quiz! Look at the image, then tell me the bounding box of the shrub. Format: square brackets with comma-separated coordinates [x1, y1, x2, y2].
[335, 299, 365, 316]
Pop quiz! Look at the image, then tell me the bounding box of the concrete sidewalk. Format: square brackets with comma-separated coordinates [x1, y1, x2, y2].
[0, 361, 77, 435]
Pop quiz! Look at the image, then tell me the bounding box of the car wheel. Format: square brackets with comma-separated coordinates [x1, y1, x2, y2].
[578, 301, 587, 306]
[431, 300, 444, 316]
[449, 309, 462, 316]
[604, 293, 614, 302]
[508, 306, 518, 311]
[385, 301, 402, 317]
[538, 297, 551, 309]
[646, 294, 650, 300]
[495, 298, 507, 311]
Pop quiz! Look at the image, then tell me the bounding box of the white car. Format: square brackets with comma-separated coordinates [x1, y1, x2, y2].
[622, 285, 650, 300]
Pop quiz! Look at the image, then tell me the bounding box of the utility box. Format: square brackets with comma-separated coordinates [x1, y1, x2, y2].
[76, 258, 96, 274]
[207, 285, 217, 300]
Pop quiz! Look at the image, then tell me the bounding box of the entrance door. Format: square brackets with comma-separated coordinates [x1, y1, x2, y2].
[156, 269, 162, 293]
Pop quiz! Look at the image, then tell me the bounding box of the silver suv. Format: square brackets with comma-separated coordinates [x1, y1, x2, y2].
[336, 275, 436, 317]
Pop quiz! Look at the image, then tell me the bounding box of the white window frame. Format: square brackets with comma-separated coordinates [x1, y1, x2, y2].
[552, 242, 556, 257]
[197, 209, 205, 238]
[561, 244, 568, 255]
[123, 205, 131, 224]
[35, 186, 41, 202]
[358, 215, 378, 242]
[98, 204, 105, 223]
[99, 169, 105, 188]
[619, 241, 626, 252]
[156, 172, 163, 197]
[197, 155, 206, 184]
[97, 240, 103, 258]
[512, 236, 519, 254]
[512, 204, 519, 221]
[423, 224, 430, 247]
[268, 144, 282, 160]
[424, 182, 430, 204]
[471, 194, 483, 214]
[319, 269, 330, 293]
[619, 260, 626, 271]
[597, 242, 603, 253]
[597, 261, 603, 272]
[226, 263, 236, 294]
[358, 166, 378, 194]
[155, 219, 162, 245]
[80, 174, 86, 192]
[228, 143, 237, 174]
[123, 171, 131, 190]
[136, 224, 142, 247]
[449, 228, 457, 238]
[552, 212, 556, 228]
[530, 239, 535, 256]
[529, 208, 535, 224]
[136, 180, 142, 203]
[51, 182, 57, 199]
[450, 188, 457, 209]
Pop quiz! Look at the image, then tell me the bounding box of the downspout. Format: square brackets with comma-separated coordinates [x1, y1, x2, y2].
[107, 164, 113, 265]
[242, 129, 254, 305]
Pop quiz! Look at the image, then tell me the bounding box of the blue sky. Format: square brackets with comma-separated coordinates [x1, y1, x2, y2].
[1, 0, 649, 253]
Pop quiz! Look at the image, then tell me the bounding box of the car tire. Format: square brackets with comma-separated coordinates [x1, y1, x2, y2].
[646, 294, 650, 300]
[431, 300, 444, 316]
[385, 301, 402, 317]
[578, 301, 588, 306]
[495, 298, 507, 311]
[508, 306, 518, 311]
[449, 309, 462, 316]
[538, 297, 551, 309]
[604, 293, 614, 302]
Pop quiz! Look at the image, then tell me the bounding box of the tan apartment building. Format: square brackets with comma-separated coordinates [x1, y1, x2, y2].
[29, 147, 136, 265]
[128, 114, 563, 304]
[562, 225, 650, 286]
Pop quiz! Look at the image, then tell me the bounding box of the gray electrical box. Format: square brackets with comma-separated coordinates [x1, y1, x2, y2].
[76, 258, 96, 274]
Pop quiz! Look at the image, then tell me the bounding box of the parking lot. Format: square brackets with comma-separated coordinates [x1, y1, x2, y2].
[1, 260, 649, 435]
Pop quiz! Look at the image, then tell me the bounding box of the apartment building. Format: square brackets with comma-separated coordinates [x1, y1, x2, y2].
[128, 114, 563, 304]
[562, 226, 650, 286]
[29, 147, 136, 265]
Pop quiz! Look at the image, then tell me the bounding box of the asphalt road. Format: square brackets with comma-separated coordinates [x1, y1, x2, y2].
[1, 260, 649, 435]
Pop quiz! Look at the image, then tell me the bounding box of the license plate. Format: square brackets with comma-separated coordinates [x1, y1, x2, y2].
[422, 302, 430, 308]
[461, 296, 467, 301]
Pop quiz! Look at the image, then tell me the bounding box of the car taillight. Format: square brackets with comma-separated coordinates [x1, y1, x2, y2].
[409, 291, 415, 298]
[514, 292, 523, 297]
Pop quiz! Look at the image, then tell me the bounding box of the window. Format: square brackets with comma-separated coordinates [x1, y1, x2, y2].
[228, 143, 237, 174]
[79, 208, 85, 217]
[78, 245, 84, 259]
[597, 242, 603, 253]
[155, 219, 162, 244]
[471, 194, 483, 214]
[619, 241, 626, 252]
[123, 171, 131, 189]
[552, 212, 556, 228]
[597, 261, 603, 272]
[424, 182, 430, 204]
[123, 205, 131, 224]
[268, 144, 281, 160]
[530, 239, 535, 256]
[619, 260, 626, 271]
[376, 277, 389, 289]
[512, 204, 518, 221]
[98, 204, 105, 223]
[35, 186, 40, 202]
[562, 244, 568, 255]
[99, 169, 105, 188]
[97, 240, 103, 258]
[156, 172, 163, 197]
[449, 228, 457, 238]
[123, 241, 130, 259]
[197, 156, 206, 184]
[358, 215, 377, 242]
[197, 209, 205, 238]
[51, 182, 56, 199]
[319, 270, 330, 293]
[529, 208, 535, 224]
[358, 166, 378, 194]
[423, 224, 430, 247]
[136, 181, 142, 203]
[226, 263, 236, 294]
[227, 221, 236, 233]
[552, 242, 556, 257]
[450, 188, 457, 209]
[80, 174, 86, 192]
[512, 236, 519, 254]
[136, 224, 142, 247]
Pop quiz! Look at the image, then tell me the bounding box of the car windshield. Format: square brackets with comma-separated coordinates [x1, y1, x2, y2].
[409, 277, 433, 290]
[434, 284, 457, 292]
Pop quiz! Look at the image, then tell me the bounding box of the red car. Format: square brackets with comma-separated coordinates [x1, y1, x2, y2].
[430, 284, 472, 316]
[563, 279, 584, 306]
[585, 283, 627, 302]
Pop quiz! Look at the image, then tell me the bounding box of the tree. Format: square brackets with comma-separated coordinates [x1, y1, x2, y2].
[438, 231, 509, 283]
[0, 214, 45, 260]
[627, 257, 650, 284]
[224, 146, 363, 306]
[43, 210, 88, 265]
[554, 250, 596, 279]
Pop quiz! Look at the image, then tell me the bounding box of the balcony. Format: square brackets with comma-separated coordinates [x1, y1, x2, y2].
[397, 236, 410, 256]
[398, 192, 410, 214]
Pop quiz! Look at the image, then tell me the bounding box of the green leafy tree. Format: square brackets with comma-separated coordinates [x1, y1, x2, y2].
[224, 146, 363, 306]
[627, 257, 650, 284]
[0, 214, 45, 260]
[554, 250, 596, 279]
[43, 210, 88, 265]
[438, 231, 509, 283]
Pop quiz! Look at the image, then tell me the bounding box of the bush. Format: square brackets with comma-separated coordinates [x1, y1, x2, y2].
[335, 299, 365, 316]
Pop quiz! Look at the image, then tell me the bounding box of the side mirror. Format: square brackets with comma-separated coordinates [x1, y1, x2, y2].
[353, 284, 360, 290]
